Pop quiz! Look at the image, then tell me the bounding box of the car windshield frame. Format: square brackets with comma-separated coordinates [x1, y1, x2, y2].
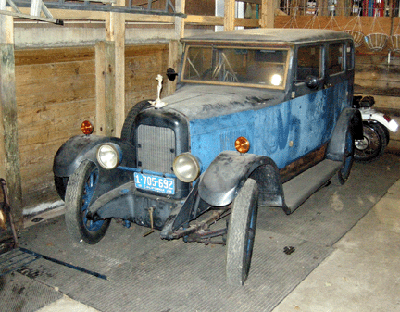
[181, 43, 291, 90]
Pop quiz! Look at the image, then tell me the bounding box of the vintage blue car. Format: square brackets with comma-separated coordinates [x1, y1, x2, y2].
[54, 29, 362, 285]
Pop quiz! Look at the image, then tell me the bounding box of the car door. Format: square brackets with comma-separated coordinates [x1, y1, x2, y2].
[289, 43, 334, 158]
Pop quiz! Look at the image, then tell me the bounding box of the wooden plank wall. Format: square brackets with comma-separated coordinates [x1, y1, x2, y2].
[125, 44, 169, 112]
[15, 47, 96, 207]
[15, 43, 169, 208]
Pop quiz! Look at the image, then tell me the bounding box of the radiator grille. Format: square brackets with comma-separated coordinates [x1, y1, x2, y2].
[136, 125, 176, 173]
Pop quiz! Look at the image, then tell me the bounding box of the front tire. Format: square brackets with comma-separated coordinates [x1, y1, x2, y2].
[226, 179, 258, 286]
[65, 160, 110, 244]
[120, 100, 152, 143]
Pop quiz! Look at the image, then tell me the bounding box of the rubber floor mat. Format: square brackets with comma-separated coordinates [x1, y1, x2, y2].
[7, 154, 400, 312]
[0, 271, 62, 312]
[0, 248, 38, 277]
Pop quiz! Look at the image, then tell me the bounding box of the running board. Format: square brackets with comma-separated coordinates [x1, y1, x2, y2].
[282, 159, 342, 214]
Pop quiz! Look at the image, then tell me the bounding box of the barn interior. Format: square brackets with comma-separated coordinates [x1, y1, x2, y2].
[0, 0, 400, 311]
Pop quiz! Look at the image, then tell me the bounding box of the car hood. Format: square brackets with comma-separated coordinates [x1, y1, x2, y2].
[162, 84, 285, 120]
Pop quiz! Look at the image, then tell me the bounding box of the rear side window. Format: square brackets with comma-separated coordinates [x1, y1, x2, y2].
[296, 45, 321, 82]
[328, 43, 344, 75]
[346, 44, 354, 70]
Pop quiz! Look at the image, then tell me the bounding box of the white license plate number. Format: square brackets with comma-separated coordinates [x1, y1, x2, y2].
[134, 173, 175, 195]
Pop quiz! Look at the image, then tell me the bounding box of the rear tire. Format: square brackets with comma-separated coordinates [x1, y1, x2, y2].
[226, 179, 258, 286]
[65, 160, 110, 244]
[354, 123, 386, 162]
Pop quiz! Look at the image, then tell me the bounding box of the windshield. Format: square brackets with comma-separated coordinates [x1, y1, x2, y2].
[181, 45, 289, 89]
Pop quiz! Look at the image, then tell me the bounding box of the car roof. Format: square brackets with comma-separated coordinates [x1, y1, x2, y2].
[182, 28, 353, 45]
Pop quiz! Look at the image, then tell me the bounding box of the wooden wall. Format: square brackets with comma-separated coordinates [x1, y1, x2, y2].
[15, 43, 169, 208]
[125, 44, 169, 110]
[15, 47, 96, 207]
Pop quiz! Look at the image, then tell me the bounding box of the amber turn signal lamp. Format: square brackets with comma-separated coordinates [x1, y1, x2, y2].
[235, 136, 250, 154]
[81, 120, 94, 135]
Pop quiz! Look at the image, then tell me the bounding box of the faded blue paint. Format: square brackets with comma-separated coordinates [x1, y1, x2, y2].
[190, 81, 349, 171]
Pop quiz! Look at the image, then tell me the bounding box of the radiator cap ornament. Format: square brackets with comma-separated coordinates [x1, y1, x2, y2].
[149, 74, 167, 108]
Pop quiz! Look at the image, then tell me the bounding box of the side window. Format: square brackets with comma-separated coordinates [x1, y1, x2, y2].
[346, 44, 354, 70]
[296, 45, 321, 82]
[328, 43, 344, 75]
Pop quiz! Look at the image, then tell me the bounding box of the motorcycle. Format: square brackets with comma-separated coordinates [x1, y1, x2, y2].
[353, 95, 398, 162]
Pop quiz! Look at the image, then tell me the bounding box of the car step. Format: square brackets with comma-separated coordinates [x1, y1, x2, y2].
[282, 159, 342, 214]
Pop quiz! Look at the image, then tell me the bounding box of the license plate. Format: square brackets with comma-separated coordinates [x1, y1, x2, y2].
[134, 173, 175, 195]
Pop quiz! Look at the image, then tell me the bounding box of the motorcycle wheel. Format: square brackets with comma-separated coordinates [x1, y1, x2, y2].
[65, 160, 110, 244]
[354, 123, 386, 162]
[226, 179, 258, 286]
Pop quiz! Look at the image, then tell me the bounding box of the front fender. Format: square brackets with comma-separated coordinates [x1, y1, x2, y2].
[53, 134, 135, 177]
[198, 151, 283, 207]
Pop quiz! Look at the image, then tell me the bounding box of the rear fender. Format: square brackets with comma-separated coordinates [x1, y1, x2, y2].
[362, 110, 399, 133]
[327, 107, 363, 161]
[53, 134, 135, 178]
[198, 151, 283, 207]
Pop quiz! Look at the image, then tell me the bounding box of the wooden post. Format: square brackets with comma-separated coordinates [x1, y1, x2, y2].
[95, 40, 116, 137]
[260, 0, 275, 28]
[224, 0, 235, 31]
[175, 0, 185, 39]
[95, 41, 106, 136]
[0, 7, 21, 226]
[106, 0, 125, 137]
[168, 40, 179, 95]
[0, 44, 23, 227]
[105, 41, 116, 137]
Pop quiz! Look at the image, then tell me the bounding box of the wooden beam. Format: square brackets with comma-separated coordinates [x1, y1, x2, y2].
[106, 0, 125, 137]
[0, 5, 14, 44]
[18, 7, 175, 23]
[260, 0, 274, 28]
[168, 40, 179, 95]
[95, 41, 107, 136]
[0, 44, 23, 227]
[186, 15, 259, 27]
[185, 15, 224, 25]
[224, 0, 235, 31]
[105, 41, 116, 136]
[174, 0, 185, 39]
[236, 17, 259, 27]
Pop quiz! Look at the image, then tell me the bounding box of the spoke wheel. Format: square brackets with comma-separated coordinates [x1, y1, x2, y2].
[226, 179, 258, 286]
[354, 123, 386, 162]
[65, 160, 110, 244]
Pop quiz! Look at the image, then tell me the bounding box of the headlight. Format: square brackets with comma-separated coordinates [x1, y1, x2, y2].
[96, 144, 121, 169]
[173, 153, 201, 182]
[270, 74, 282, 86]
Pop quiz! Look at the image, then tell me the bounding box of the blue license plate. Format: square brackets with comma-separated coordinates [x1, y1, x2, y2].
[134, 173, 175, 195]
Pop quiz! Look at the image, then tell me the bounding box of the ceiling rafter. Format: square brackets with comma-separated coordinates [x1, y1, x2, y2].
[0, 0, 185, 25]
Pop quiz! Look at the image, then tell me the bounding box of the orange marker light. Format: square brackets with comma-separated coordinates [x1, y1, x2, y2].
[81, 120, 94, 135]
[235, 136, 250, 154]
